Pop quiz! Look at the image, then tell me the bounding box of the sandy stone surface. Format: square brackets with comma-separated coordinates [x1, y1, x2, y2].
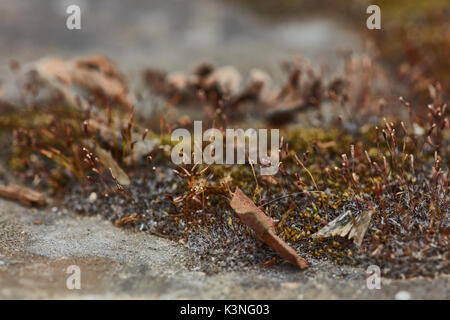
[0, 198, 448, 299]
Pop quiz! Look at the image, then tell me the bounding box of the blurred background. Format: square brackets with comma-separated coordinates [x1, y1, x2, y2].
[0, 0, 363, 77]
[0, 0, 448, 95]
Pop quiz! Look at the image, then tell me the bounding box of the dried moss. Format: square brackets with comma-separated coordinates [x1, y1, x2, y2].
[1, 53, 448, 278]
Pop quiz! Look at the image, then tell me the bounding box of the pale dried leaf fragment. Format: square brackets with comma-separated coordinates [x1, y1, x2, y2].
[312, 210, 373, 246]
[95, 146, 131, 185]
[0, 183, 47, 207]
[230, 187, 308, 269]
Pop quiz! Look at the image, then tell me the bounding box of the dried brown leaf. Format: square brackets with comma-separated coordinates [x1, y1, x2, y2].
[230, 187, 308, 269]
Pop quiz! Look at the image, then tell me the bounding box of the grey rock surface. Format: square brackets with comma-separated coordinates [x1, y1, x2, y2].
[0, 198, 448, 299]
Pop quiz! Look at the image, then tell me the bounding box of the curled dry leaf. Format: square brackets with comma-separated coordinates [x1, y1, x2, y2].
[312, 210, 373, 246]
[230, 187, 308, 269]
[0, 183, 47, 207]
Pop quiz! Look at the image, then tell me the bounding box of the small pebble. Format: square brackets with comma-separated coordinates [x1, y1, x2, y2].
[395, 291, 411, 300]
[89, 192, 97, 202]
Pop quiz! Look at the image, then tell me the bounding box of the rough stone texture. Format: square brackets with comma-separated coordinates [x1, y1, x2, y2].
[0, 198, 448, 299]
